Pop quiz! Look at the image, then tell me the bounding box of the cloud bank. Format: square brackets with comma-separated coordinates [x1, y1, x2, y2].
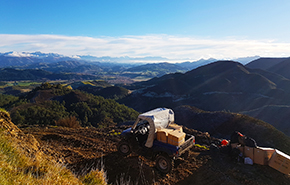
[0, 34, 290, 62]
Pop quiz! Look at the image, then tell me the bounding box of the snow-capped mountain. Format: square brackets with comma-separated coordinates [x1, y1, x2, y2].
[0, 51, 70, 58]
[0, 51, 83, 68]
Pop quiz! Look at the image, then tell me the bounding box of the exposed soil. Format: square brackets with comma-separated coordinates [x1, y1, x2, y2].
[22, 125, 290, 185]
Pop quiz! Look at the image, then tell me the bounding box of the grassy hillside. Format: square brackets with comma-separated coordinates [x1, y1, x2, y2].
[0, 132, 82, 184]
[0, 110, 107, 185]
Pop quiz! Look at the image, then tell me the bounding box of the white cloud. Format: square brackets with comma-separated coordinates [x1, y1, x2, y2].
[0, 34, 290, 62]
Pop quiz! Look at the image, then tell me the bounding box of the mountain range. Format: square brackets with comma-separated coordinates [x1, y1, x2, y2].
[119, 60, 290, 136]
[0, 51, 258, 79]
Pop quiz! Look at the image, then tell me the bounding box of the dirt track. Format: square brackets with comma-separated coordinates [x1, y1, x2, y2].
[23, 126, 290, 185]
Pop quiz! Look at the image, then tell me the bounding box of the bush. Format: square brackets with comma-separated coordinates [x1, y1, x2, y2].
[55, 116, 81, 128]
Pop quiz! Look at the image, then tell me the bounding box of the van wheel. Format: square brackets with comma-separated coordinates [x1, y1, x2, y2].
[156, 155, 173, 173]
[118, 141, 131, 156]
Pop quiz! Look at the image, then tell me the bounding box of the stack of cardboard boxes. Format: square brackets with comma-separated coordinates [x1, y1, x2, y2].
[156, 124, 186, 146]
[231, 144, 290, 175]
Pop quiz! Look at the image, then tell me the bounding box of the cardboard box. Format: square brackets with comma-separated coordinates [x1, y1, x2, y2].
[268, 149, 290, 175]
[156, 128, 173, 143]
[254, 147, 275, 165]
[168, 130, 185, 146]
[244, 146, 254, 161]
[168, 123, 183, 132]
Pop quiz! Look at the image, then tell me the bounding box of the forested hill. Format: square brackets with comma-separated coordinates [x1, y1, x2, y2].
[2, 83, 139, 128]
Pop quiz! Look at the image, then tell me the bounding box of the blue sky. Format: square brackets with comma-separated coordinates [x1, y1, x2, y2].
[1, 0, 290, 61]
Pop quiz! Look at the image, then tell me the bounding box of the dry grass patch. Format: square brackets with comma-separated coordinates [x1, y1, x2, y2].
[55, 116, 81, 128]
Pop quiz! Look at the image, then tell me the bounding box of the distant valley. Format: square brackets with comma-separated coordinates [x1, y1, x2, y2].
[1, 51, 290, 137]
[0, 51, 258, 81]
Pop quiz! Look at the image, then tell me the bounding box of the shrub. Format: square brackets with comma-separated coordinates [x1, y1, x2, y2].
[55, 116, 81, 128]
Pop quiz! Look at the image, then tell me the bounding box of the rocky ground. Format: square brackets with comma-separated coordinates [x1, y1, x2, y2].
[22, 125, 290, 185]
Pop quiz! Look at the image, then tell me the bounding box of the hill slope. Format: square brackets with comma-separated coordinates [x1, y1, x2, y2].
[120, 61, 290, 112]
[240, 105, 290, 136]
[267, 58, 290, 79]
[246, 57, 290, 79]
[3, 103, 290, 184]
[22, 108, 290, 185]
[0, 111, 88, 184]
[174, 105, 290, 154]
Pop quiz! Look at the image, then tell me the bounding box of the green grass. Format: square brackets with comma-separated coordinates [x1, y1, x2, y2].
[15, 82, 41, 86]
[0, 123, 107, 185]
[4, 81, 42, 87]
[0, 131, 109, 184]
[0, 109, 107, 185]
[82, 81, 95, 86]
[0, 108, 8, 114]
[0, 131, 84, 184]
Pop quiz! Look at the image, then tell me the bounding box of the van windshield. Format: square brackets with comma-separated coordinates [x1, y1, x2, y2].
[137, 119, 148, 126]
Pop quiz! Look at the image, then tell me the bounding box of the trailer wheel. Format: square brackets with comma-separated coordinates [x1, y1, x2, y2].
[156, 155, 173, 173]
[118, 141, 131, 156]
